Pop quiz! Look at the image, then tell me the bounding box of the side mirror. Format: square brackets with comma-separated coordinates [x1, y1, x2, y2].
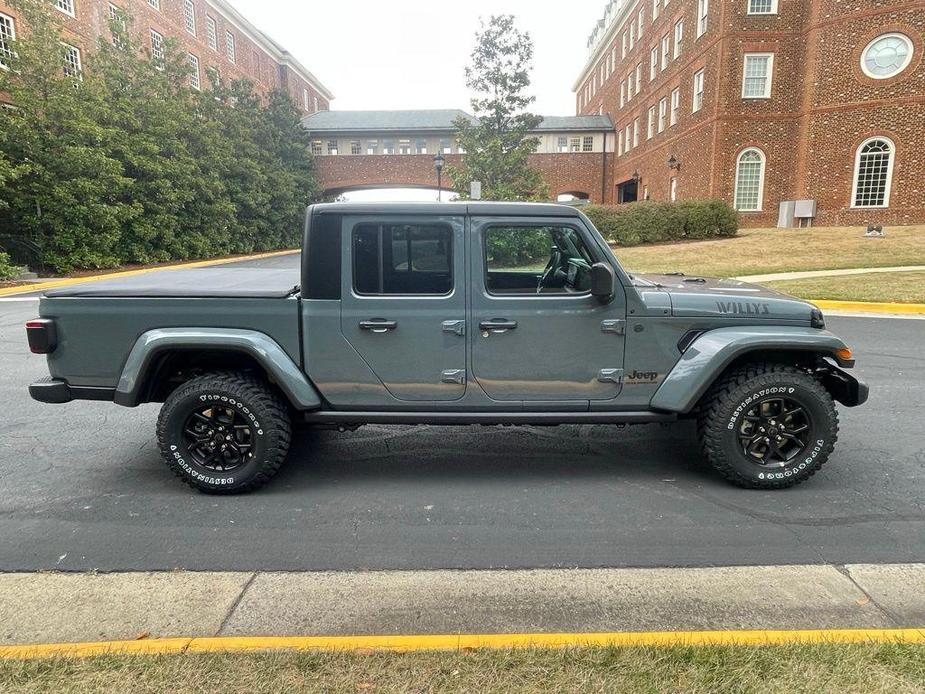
[590, 262, 615, 302]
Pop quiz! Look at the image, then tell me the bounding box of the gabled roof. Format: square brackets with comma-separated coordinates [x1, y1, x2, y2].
[301, 110, 613, 134]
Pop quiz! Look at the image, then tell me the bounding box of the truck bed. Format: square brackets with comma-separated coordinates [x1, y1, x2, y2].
[46, 268, 300, 298]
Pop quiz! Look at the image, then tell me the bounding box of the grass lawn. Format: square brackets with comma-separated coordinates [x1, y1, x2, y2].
[2, 644, 924, 693]
[614, 225, 925, 278]
[766, 271, 925, 304]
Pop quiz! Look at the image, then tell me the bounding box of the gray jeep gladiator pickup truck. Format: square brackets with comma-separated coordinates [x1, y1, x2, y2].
[27, 202, 868, 493]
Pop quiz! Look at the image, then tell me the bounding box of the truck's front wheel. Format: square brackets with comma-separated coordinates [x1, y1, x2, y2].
[156, 372, 292, 494]
[698, 362, 838, 489]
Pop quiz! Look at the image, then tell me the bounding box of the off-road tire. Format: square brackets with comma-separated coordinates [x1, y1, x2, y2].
[698, 362, 838, 489]
[156, 372, 291, 494]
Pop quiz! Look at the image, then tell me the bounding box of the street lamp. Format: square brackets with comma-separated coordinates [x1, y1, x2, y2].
[667, 154, 681, 171]
[433, 152, 445, 202]
[631, 170, 641, 183]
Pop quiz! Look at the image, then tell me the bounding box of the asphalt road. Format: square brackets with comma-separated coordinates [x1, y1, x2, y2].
[1, 254, 923, 572]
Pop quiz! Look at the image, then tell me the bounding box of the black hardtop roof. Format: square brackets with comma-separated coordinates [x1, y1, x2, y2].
[308, 201, 582, 217]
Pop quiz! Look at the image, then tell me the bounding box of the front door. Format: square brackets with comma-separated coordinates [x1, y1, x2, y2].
[469, 218, 627, 403]
[340, 215, 467, 402]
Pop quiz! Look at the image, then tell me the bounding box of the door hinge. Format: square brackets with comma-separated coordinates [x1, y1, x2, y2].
[598, 368, 624, 384]
[601, 319, 626, 335]
[442, 319, 466, 336]
[441, 369, 466, 385]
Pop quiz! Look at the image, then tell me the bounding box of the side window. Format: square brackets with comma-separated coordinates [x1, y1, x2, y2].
[353, 223, 453, 295]
[484, 225, 594, 295]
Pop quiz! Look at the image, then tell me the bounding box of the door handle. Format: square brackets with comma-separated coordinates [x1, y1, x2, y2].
[479, 319, 518, 333]
[359, 319, 397, 333]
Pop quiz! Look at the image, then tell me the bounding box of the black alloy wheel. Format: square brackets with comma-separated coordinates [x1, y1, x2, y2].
[736, 397, 813, 466]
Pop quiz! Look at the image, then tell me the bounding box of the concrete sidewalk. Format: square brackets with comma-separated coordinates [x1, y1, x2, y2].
[2, 564, 923, 646]
[736, 265, 925, 282]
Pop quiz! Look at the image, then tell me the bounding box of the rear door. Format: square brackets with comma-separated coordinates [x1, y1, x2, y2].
[340, 214, 467, 402]
[469, 217, 627, 403]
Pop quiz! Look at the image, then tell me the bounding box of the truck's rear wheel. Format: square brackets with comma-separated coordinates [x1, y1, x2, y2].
[156, 372, 291, 494]
[698, 362, 838, 489]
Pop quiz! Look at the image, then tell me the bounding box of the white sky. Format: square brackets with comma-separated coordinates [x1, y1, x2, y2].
[227, 0, 604, 116]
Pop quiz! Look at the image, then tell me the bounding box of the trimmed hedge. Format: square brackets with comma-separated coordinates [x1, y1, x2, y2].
[582, 200, 738, 246]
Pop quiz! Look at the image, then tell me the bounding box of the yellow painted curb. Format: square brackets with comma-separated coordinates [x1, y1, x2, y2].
[2, 628, 925, 660]
[810, 300, 925, 315]
[0, 249, 300, 298]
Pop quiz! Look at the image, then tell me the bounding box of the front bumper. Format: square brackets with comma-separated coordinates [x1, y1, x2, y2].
[29, 377, 115, 404]
[821, 366, 869, 407]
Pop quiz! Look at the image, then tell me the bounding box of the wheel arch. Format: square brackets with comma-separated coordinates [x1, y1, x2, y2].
[114, 328, 323, 411]
[650, 326, 855, 414]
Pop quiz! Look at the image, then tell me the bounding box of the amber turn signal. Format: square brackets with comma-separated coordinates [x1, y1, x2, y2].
[834, 348, 853, 362]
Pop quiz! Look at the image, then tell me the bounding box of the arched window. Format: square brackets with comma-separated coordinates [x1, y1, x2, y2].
[734, 148, 765, 211]
[852, 137, 894, 208]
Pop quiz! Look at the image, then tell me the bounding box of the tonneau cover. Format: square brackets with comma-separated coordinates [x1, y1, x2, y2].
[45, 268, 300, 298]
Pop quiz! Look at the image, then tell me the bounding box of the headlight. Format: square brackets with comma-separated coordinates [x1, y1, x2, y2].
[810, 308, 825, 329]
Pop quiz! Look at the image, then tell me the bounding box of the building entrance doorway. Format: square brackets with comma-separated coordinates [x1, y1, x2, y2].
[617, 179, 638, 203]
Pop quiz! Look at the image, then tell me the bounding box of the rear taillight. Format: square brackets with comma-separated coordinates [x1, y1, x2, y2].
[26, 319, 57, 354]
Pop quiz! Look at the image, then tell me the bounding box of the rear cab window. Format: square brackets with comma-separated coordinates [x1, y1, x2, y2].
[353, 223, 453, 295]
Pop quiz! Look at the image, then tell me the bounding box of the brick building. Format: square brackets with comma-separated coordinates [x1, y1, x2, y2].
[301, 110, 614, 201]
[0, 0, 332, 114]
[574, 0, 925, 226]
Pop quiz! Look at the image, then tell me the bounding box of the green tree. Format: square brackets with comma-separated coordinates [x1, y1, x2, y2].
[447, 14, 548, 201]
[0, 0, 320, 273]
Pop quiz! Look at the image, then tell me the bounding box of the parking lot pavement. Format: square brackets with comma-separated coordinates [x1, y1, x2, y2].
[0, 254, 923, 573]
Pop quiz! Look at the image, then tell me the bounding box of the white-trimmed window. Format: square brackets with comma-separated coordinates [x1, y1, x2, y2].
[225, 31, 235, 63]
[62, 43, 81, 79]
[742, 53, 773, 98]
[747, 0, 777, 14]
[620, 80, 626, 107]
[625, 124, 632, 150]
[638, 9, 644, 37]
[618, 131, 624, 156]
[367, 140, 379, 155]
[670, 176, 678, 201]
[852, 137, 894, 208]
[108, 4, 127, 49]
[692, 69, 705, 111]
[416, 139, 428, 154]
[734, 148, 766, 211]
[629, 23, 635, 50]
[557, 136, 568, 153]
[56, 0, 75, 17]
[188, 53, 200, 90]
[627, 73, 634, 98]
[622, 32, 628, 58]
[650, 46, 658, 80]
[861, 33, 914, 80]
[661, 34, 670, 69]
[673, 20, 684, 59]
[658, 97, 668, 132]
[147, 0, 159, 9]
[582, 136, 594, 152]
[303, 88, 310, 111]
[0, 13, 15, 70]
[150, 29, 164, 65]
[635, 63, 643, 94]
[670, 87, 680, 125]
[633, 117, 640, 147]
[569, 136, 581, 152]
[697, 0, 709, 37]
[314, 96, 319, 112]
[647, 106, 656, 139]
[184, 0, 196, 35]
[328, 140, 339, 155]
[653, 0, 660, 20]
[206, 16, 217, 50]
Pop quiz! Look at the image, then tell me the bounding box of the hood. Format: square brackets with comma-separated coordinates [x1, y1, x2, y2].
[630, 273, 816, 321]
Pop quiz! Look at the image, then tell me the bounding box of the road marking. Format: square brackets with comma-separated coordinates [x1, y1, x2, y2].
[3, 628, 924, 660]
[0, 249, 300, 297]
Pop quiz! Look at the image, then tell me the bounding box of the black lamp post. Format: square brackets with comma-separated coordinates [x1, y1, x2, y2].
[433, 152, 445, 201]
[631, 170, 641, 183]
[667, 154, 681, 171]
